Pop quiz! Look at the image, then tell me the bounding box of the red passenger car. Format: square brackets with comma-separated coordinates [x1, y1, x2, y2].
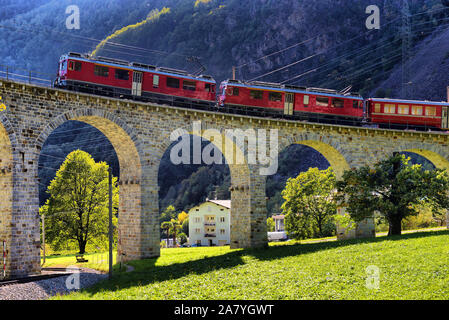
[55, 52, 216, 108]
[219, 80, 364, 125]
[367, 98, 449, 130]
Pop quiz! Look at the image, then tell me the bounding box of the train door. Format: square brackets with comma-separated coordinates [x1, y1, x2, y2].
[132, 71, 143, 96]
[442, 106, 449, 129]
[284, 93, 294, 115]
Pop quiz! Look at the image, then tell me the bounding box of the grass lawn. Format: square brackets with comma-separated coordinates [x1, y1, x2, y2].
[51, 229, 449, 300]
[42, 251, 119, 273]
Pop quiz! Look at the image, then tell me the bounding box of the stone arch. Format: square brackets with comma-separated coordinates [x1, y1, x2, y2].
[400, 148, 449, 171]
[34, 108, 153, 262]
[280, 133, 350, 179]
[156, 123, 266, 249]
[278, 133, 375, 239]
[0, 114, 16, 278]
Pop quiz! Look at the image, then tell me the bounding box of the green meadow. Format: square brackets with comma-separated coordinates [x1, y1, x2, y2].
[48, 229, 449, 300]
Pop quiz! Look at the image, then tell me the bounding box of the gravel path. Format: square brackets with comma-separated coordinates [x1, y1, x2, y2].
[0, 268, 107, 300]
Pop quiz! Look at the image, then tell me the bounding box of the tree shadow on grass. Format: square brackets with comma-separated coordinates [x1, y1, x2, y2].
[77, 229, 449, 297]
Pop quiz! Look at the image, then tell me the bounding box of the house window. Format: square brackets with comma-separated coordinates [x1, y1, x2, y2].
[94, 65, 109, 77]
[167, 77, 180, 88]
[196, 240, 201, 245]
[220, 229, 226, 235]
[384, 104, 396, 114]
[398, 105, 409, 115]
[412, 105, 423, 116]
[426, 107, 436, 116]
[269, 92, 282, 102]
[332, 98, 344, 108]
[115, 69, 129, 81]
[194, 217, 201, 223]
[250, 90, 263, 99]
[183, 80, 196, 91]
[195, 228, 201, 234]
[219, 217, 225, 223]
[316, 96, 329, 107]
[153, 75, 159, 88]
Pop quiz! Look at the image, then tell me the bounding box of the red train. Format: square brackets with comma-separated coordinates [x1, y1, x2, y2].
[54, 52, 216, 109]
[54, 52, 449, 131]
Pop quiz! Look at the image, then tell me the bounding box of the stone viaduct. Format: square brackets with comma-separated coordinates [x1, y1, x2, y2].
[0, 79, 448, 278]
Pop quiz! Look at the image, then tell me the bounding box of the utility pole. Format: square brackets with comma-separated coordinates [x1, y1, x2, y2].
[401, 0, 411, 98]
[108, 166, 113, 280]
[42, 214, 46, 265]
[232, 66, 236, 80]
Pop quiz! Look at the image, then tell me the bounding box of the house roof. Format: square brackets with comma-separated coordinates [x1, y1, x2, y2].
[208, 200, 231, 209]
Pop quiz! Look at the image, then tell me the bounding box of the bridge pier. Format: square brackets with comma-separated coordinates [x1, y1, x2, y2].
[229, 165, 268, 249]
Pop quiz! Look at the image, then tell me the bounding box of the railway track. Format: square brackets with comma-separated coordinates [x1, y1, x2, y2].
[0, 270, 71, 287]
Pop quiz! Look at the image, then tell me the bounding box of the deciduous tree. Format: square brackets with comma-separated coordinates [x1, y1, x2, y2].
[40, 150, 118, 254]
[336, 154, 449, 236]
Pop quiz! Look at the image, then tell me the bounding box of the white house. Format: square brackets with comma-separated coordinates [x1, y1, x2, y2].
[188, 200, 231, 246]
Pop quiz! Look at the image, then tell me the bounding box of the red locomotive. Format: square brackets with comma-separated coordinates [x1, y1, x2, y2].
[55, 52, 216, 109]
[54, 52, 449, 132]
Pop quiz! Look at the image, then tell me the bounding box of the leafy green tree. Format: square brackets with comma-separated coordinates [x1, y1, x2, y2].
[281, 168, 337, 239]
[161, 219, 182, 247]
[177, 232, 188, 245]
[160, 205, 177, 223]
[336, 154, 449, 236]
[267, 217, 275, 232]
[40, 150, 118, 254]
[181, 218, 189, 236]
[161, 221, 172, 242]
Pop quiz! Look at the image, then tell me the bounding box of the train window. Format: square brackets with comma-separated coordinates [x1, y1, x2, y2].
[153, 75, 159, 88]
[398, 105, 409, 115]
[68, 61, 82, 71]
[353, 101, 359, 109]
[167, 77, 180, 89]
[425, 107, 436, 116]
[303, 95, 309, 107]
[205, 83, 215, 93]
[232, 87, 239, 95]
[316, 96, 329, 107]
[183, 80, 196, 91]
[94, 65, 109, 77]
[374, 103, 381, 113]
[384, 104, 396, 114]
[60, 61, 67, 71]
[115, 69, 129, 81]
[250, 90, 263, 99]
[269, 92, 282, 102]
[411, 105, 423, 116]
[332, 98, 344, 108]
